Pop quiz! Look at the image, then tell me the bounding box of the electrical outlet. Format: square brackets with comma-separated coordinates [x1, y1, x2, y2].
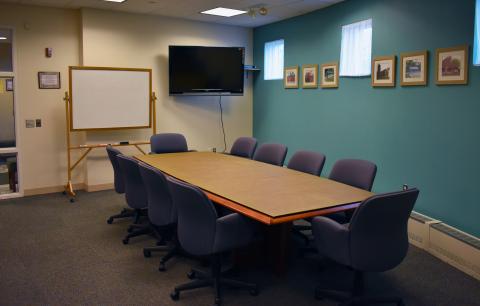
[211, 147, 217, 153]
[25, 119, 35, 128]
[35, 119, 42, 127]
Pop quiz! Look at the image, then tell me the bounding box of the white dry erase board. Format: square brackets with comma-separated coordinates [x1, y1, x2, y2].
[69, 66, 152, 131]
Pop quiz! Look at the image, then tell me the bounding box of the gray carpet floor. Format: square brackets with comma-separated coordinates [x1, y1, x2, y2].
[0, 190, 479, 306]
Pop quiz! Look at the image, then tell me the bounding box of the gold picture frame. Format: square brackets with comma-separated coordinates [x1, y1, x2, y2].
[320, 62, 339, 88]
[435, 45, 468, 85]
[284, 66, 299, 89]
[372, 56, 396, 87]
[301, 64, 318, 88]
[400, 50, 427, 86]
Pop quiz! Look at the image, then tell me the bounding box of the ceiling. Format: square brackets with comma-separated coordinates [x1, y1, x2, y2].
[0, 0, 344, 27]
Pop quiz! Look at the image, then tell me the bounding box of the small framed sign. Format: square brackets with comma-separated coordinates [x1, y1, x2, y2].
[38, 72, 61, 89]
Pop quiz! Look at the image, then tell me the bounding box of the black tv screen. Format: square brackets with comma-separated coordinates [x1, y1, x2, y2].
[169, 46, 244, 96]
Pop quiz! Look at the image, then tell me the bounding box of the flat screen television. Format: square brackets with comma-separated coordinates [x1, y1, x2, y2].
[169, 46, 245, 96]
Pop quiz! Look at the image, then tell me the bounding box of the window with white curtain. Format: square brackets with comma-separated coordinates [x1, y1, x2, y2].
[264, 39, 284, 80]
[339, 19, 372, 76]
[474, 0, 480, 65]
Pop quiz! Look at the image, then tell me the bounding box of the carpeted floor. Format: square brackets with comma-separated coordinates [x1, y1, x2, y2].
[0, 190, 479, 306]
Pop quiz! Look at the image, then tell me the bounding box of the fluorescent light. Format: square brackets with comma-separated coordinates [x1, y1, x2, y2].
[201, 7, 246, 17]
[0, 37, 7, 40]
[103, 0, 126, 2]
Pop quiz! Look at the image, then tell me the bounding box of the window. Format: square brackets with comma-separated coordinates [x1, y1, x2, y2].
[474, 0, 480, 65]
[339, 19, 372, 76]
[264, 39, 284, 80]
[0, 29, 13, 72]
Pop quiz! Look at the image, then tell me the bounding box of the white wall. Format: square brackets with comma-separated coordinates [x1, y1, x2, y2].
[0, 4, 84, 194]
[80, 9, 253, 189]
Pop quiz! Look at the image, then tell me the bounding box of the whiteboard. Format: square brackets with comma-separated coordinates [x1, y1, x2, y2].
[69, 67, 152, 131]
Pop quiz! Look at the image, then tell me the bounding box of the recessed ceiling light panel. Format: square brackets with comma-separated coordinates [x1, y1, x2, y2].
[201, 7, 246, 17]
[103, 0, 126, 3]
[0, 37, 7, 40]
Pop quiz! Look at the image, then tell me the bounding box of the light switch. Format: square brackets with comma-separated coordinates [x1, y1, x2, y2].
[26, 119, 35, 128]
[36, 119, 42, 127]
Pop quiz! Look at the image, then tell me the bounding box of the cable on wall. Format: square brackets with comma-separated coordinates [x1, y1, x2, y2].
[219, 95, 227, 153]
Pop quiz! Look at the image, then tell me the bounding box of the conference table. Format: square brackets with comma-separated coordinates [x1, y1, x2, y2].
[136, 152, 373, 274]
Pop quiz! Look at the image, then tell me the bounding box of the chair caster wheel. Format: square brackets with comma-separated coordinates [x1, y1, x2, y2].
[122, 238, 129, 245]
[107, 218, 113, 224]
[187, 270, 196, 279]
[62, 191, 66, 195]
[158, 263, 166, 272]
[249, 287, 259, 296]
[170, 290, 179, 301]
[69, 198, 75, 203]
[143, 250, 151, 258]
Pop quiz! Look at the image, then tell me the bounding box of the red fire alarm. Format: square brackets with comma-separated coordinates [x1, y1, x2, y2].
[45, 48, 52, 58]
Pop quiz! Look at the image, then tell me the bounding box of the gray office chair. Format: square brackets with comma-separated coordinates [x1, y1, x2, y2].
[150, 133, 188, 154]
[288, 150, 326, 243]
[253, 143, 288, 166]
[312, 187, 419, 306]
[168, 178, 259, 306]
[106, 145, 135, 224]
[117, 155, 151, 244]
[138, 162, 179, 271]
[230, 137, 257, 159]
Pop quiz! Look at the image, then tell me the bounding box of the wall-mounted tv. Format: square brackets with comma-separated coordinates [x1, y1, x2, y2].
[169, 46, 245, 96]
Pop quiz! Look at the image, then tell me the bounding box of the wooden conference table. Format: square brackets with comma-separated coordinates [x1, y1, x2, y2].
[136, 152, 373, 273]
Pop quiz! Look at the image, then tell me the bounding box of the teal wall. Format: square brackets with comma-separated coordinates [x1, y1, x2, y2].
[253, 0, 480, 237]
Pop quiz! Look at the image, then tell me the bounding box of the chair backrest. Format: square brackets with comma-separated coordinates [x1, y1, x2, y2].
[168, 178, 218, 256]
[230, 137, 258, 159]
[329, 159, 377, 191]
[287, 150, 326, 176]
[348, 188, 419, 272]
[253, 143, 288, 166]
[106, 145, 125, 194]
[138, 163, 176, 226]
[150, 133, 188, 154]
[117, 155, 147, 210]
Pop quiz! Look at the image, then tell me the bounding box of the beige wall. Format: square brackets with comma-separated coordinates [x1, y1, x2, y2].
[0, 4, 84, 194]
[0, 4, 253, 194]
[80, 9, 253, 188]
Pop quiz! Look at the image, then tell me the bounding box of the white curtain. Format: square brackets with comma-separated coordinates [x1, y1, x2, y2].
[474, 0, 480, 65]
[264, 39, 284, 80]
[339, 19, 372, 76]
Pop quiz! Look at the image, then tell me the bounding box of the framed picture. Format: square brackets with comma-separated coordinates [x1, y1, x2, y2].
[5, 79, 13, 91]
[301, 64, 318, 88]
[320, 62, 339, 88]
[284, 66, 299, 89]
[400, 51, 427, 86]
[38, 72, 61, 89]
[372, 56, 396, 87]
[436, 45, 468, 85]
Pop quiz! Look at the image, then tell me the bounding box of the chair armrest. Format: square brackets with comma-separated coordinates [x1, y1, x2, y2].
[311, 216, 350, 266]
[213, 213, 256, 253]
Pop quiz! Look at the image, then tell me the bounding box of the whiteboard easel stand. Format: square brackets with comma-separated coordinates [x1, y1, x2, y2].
[62, 91, 157, 202]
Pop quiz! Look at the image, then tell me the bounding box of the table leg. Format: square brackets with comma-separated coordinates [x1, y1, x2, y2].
[266, 222, 292, 276]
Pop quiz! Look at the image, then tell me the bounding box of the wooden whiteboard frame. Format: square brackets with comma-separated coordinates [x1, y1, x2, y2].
[68, 66, 153, 131]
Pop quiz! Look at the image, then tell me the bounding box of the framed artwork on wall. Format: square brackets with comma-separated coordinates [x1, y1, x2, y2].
[38, 72, 61, 89]
[320, 62, 339, 88]
[301, 64, 318, 88]
[400, 51, 427, 86]
[284, 66, 299, 88]
[436, 45, 468, 85]
[372, 56, 396, 87]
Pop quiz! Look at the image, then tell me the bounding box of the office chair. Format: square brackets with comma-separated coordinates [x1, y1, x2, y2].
[168, 178, 259, 306]
[287, 150, 326, 243]
[287, 150, 326, 176]
[230, 137, 257, 159]
[296, 159, 377, 246]
[312, 187, 419, 306]
[106, 145, 135, 224]
[138, 162, 179, 271]
[253, 143, 288, 166]
[117, 155, 152, 244]
[150, 133, 188, 154]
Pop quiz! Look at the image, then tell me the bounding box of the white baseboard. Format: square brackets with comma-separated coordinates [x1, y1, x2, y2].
[24, 182, 113, 196]
[86, 183, 114, 192]
[408, 212, 480, 280]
